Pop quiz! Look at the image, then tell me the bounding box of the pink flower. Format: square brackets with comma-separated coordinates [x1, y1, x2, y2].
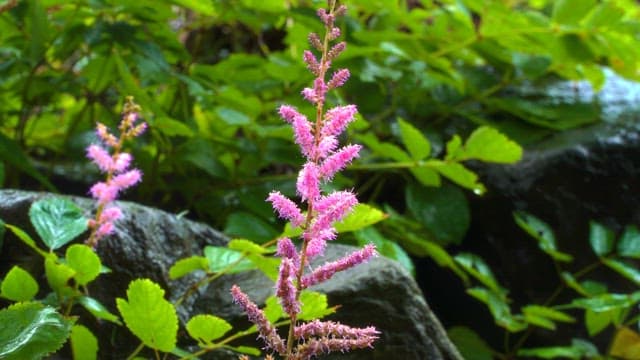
[291, 114, 315, 158]
[231, 285, 286, 354]
[90, 182, 118, 204]
[113, 152, 132, 173]
[100, 206, 122, 222]
[301, 244, 377, 288]
[111, 169, 142, 190]
[319, 144, 361, 180]
[296, 163, 320, 202]
[276, 237, 299, 264]
[322, 105, 358, 137]
[327, 69, 350, 89]
[267, 191, 305, 227]
[303, 50, 320, 76]
[276, 258, 300, 317]
[315, 135, 338, 160]
[87, 145, 113, 172]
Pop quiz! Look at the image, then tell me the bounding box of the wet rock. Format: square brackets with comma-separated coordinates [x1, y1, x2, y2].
[0, 189, 462, 360]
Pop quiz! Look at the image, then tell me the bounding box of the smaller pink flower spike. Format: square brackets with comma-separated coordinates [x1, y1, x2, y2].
[267, 191, 305, 228]
[276, 258, 300, 317]
[319, 144, 361, 180]
[301, 244, 377, 289]
[322, 105, 358, 137]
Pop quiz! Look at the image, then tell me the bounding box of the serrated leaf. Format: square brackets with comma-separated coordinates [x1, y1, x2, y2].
[464, 127, 522, 163]
[1, 266, 39, 301]
[588, 221, 614, 257]
[66, 244, 101, 286]
[602, 259, 640, 285]
[0, 302, 73, 360]
[186, 314, 232, 345]
[228, 238, 269, 254]
[203, 246, 256, 274]
[514, 211, 572, 262]
[617, 225, 640, 259]
[445, 135, 464, 161]
[430, 161, 486, 194]
[116, 279, 178, 352]
[45, 256, 76, 296]
[298, 291, 335, 321]
[264, 295, 286, 323]
[71, 324, 98, 360]
[334, 203, 388, 233]
[78, 296, 121, 324]
[397, 118, 430, 160]
[246, 254, 280, 281]
[29, 198, 88, 250]
[169, 256, 208, 279]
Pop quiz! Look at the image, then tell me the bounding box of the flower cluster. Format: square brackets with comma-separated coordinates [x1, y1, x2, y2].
[86, 97, 146, 248]
[231, 2, 379, 359]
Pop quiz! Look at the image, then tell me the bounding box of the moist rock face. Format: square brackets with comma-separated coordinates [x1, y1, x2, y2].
[0, 189, 462, 360]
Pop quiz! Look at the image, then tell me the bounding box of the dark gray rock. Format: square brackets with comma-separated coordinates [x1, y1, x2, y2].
[0, 189, 462, 360]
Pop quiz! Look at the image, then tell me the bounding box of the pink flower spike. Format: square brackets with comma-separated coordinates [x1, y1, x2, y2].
[296, 162, 320, 202]
[329, 26, 341, 40]
[86, 144, 113, 172]
[303, 50, 320, 76]
[95, 222, 115, 238]
[278, 105, 302, 124]
[276, 258, 300, 317]
[111, 169, 142, 190]
[316, 135, 338, 160]
[96, 123, 117, 147]
[267, 191, 305, 227]
[327, 41, 346, 61]
[301, 244, 377, 288]
[89, 182, 118, 204]
[276, 237, 299, 264]
[313, 191, 357, 224]
[304, 236, 328, 261]
[100, 206, 122, 222]
[291, 114, 315, 158]
[231, 285, 286, 354]
[320, 144, 361, 180]
[294, 320, 379, 341]
[322, 105, 358, 137]
[328, 69, 350, 89]
[308, 32, 323, 51]
[113, 152, 132, 173]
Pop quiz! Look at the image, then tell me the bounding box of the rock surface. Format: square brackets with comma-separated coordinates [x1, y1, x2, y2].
[0, 189, 462, 360]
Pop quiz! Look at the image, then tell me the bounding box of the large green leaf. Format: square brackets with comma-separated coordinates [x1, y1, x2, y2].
[66, 244, 101, 286]
[168, 256, 208, 280]
[297, 291, 335, 321]
[1, 266, 39, 302]
[70, 324, 98, 360]
[429, 161, 486, 195]
[397, 118, 430, 160]
[29, 197, 88, 251]
[463, 126, 523, 164]
[116, 279, 178, 352]
[552, 0, 597, 25]
[588, 221, 614, 257]
[203, 246, 257, 274]
[334, 203, 388, 233]
[186, 314, 232, 346]
[0, 302, 73, 360]
[406, 184, 470, 245]
[617, 225, 640, 259]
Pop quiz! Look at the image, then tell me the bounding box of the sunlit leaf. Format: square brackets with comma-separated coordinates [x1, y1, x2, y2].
[169, 256, 208, 279]
[66, 244, 101, 285]
[1, 266, 39, 302]
[186, 314, 232, 346]
[78, 296, 121, 324]
[463, 126, 522, 163]
[298, 291, 335, 321]
[203, 246, 256, 274]
[70, 325, 98, 360]
[397, 118, 430, 160]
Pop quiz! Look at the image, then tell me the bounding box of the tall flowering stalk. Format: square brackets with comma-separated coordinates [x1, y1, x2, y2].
[86, 97, 146, 248]
[231, 2, 379, 359]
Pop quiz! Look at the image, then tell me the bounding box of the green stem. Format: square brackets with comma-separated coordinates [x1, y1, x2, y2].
[126, 342, 145, 360]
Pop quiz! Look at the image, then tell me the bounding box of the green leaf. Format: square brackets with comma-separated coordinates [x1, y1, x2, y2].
[228, 238, 269, 254]
[518, 338, 599, 359]
[215, 107, 251, 125]
[397, 118, 430, 160]
[203, 246, 257, 274]
[298, 291, 335, 321]
[29, 197, 88, 250]
[224, 212, 278, 243]
[66, 244, 101, 286]
[610, 326, 640, 359]
[585, 309, 611, 336]
[0, 302, 73, 360]
[522, 305, 574, 330]
[229, 346, 261, 356]
[246, 254, 280, 281]
[116, 279, 178, 352]
[354, 227, 415, 275]
[70, 324, 98, 360]
[448, 326, 494, 360]
[463, 126, 523, 163]
[455, 253, 503, 295]
[467, 287, 527, 332]
[410, 167, 441, 187]
[45, 256, 76, 296]
[588, 221, 614, 257]
[514, 211, 573, 262]
[155, 117, 194, 137]
[552, 0, 597, 25]
[5, 224, 47, 257]
[77, 296, 121, 324]
[334, 203, 388, 233]
[617, 225, 640, 259]
[1, 266, 39, 302]
[602, 259, 640, 285]
[186, 314, 232, 346]
[430, 161, 486, 195]
[263, 295, 286, 323]
[169, 256, 208, 280]
[445, 135, 464, 161]
[406, 184, 470, 245]
[170, 0, 216, 15]
[572, 292, 640, 313]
